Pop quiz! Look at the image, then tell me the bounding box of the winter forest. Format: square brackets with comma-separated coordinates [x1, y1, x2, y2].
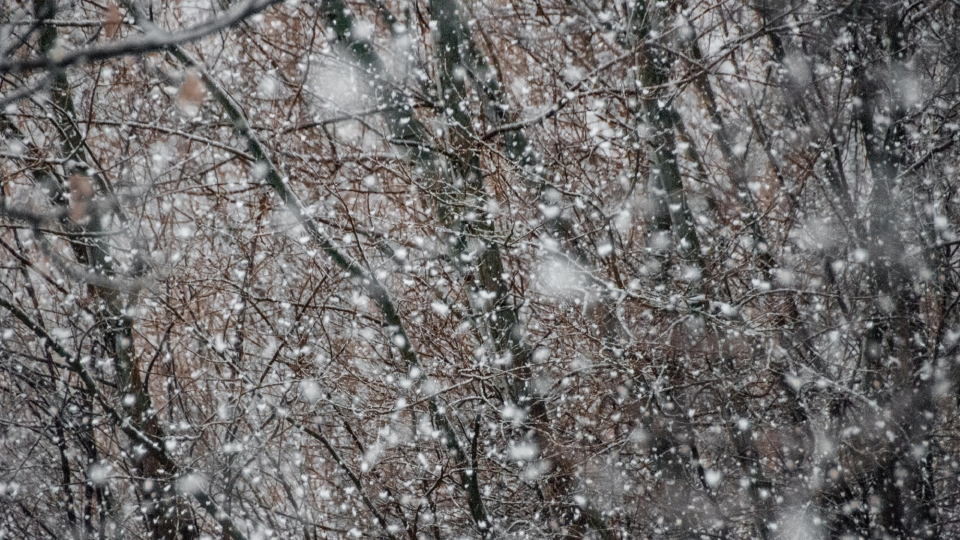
[2, 0, 960, 538]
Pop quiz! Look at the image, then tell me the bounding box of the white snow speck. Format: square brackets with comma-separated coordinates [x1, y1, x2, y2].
[300, 380, 323, 403]
[177, 473, 206, 495]
[508, 442, 538, 461]
[705, 469, 722, 488]
[88, 463, 112, 486]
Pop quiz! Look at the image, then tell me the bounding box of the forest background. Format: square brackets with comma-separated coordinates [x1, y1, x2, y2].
[3, 0, 960, 538]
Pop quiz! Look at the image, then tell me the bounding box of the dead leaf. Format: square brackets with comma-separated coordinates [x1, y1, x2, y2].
[104, 3, 122, 38]
[177, 70, 204, 115]
[69, 175, 94, 224]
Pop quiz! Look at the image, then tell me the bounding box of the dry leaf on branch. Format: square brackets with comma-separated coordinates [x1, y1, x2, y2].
[104, 3, 122, 38]
[69, 175, 94, 224]
[177, 70, 205, 115]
